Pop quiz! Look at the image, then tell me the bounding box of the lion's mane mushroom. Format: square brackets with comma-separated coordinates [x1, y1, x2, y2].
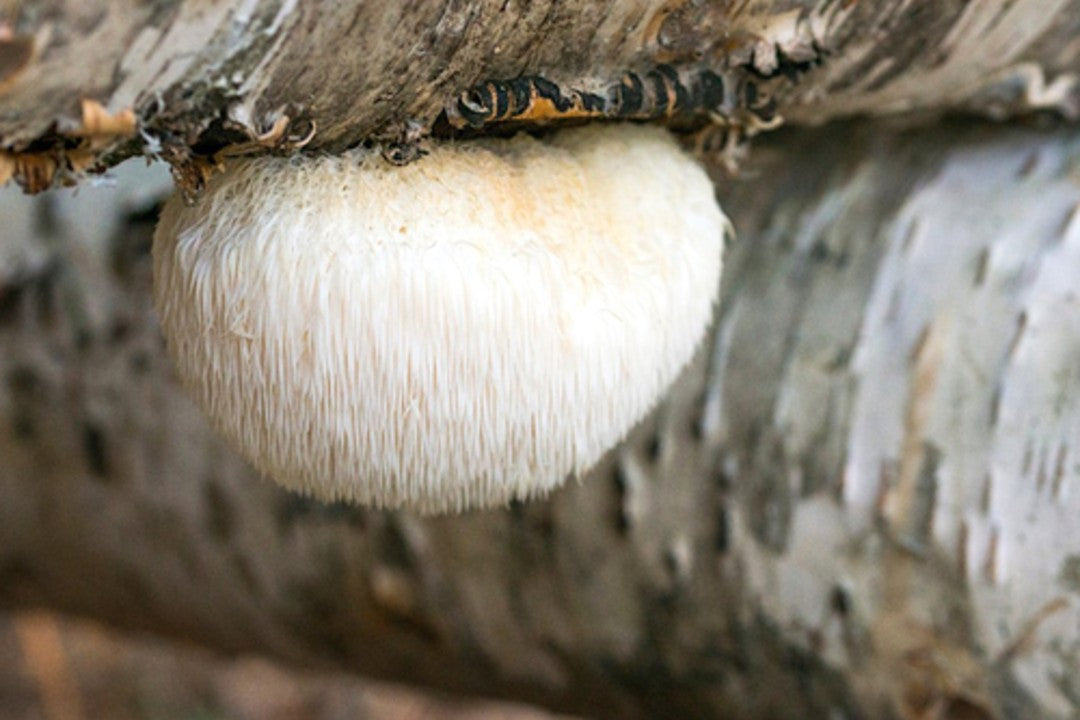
[152, 124, 727, 513]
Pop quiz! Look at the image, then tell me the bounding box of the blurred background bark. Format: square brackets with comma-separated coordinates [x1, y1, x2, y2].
[2, 2, 1080, 719]
[0, 609, 575, 720]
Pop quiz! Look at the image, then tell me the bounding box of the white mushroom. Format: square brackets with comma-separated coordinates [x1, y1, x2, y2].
[152, 123, 727, 513]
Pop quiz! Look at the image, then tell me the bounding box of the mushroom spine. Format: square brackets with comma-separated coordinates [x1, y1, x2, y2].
[152, 123, 727, 513]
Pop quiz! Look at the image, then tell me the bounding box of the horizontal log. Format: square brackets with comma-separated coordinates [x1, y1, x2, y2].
[2, 118, 1080, 718]
[0, 1, 1078, 189]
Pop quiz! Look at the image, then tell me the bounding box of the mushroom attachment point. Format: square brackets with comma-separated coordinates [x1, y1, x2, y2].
[152, 124, 727, 513]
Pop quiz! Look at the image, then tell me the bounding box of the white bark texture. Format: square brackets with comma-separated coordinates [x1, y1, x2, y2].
[0, 1, 1078, 189]
[2, 121, 1080, 719]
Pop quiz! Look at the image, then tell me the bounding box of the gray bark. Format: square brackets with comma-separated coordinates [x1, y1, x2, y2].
[4, 120, 1080, 719]
[1, 1, 1079, 189]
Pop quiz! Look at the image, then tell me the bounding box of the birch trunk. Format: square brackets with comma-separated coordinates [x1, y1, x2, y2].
[0, 1, 1077, 187]
[3, 120, 1080, 719]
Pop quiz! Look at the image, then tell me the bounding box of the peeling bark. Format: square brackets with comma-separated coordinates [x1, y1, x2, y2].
[0, 1, 1079, 190]
[3, 121, 1080, 719]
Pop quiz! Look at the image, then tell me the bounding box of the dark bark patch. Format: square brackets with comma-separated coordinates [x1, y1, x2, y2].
[203, 477, 236, 543]
[443, 64, 773, 134]
[275, 493, 367, 532]
[972, 246, 990, 287]
[939, 696, 995, 720]
[6, 365, 39, 439]
[644, 432, 662, 463]
[0, 282, 24, 324]
[1058, 555, 1080, 593]
[0, 557, 37, 601]
[745, 456, 794, 553]
[375, 517, 417, 572]
[829, 584, 851, 617]
[81, 420, 109, 479]
[714, 504, 730, 554]
[611, 464, 632, 535]
[905, 441, 941, 549]
[687, 390, 707, 441]
[232, 552, 260, 595]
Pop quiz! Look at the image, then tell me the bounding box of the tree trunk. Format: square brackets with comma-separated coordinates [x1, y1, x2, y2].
[4, 119, 1080, 719]
[3, 2, 1080, 719]
[0, 1, 1078, 187]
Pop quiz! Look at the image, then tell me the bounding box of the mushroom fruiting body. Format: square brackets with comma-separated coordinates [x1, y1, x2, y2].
[152, 124, 726, 513]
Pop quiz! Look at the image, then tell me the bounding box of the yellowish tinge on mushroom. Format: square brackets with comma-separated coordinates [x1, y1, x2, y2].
[152, 124, 727, 513]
